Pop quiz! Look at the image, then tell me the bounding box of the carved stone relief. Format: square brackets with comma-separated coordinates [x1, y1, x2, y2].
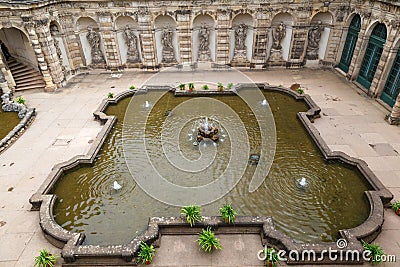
[161, 26, 175, 63]
[233, 23, 248, 60]
[269, 22, 286, 61]
[123, 26, 140, 63]
[86, 27, 105, 64]
[306, 21, 324, 60]
[198, 25, 211, 61]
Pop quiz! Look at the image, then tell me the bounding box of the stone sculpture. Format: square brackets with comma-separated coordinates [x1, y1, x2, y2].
[86, 27, 105, 64]
[123, 26, 140, 63]
[161, 26, 175, 63]
[269, 22, 286, 61]
[198, 25, 211, 61]
[1, 93, 27, 118]
[306, 21, 324, 60]
[233, 23, 248, 60]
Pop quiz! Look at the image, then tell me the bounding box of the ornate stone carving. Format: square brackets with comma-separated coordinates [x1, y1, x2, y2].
[198, 25, 211, 61]
[306, 21, 324, 60]
[123, 26, 140, 63]
[269, 22, 286, 61]
[161, 26, 175, 63]
[86, 27, 105, 64]
[233, 23, 248, 60]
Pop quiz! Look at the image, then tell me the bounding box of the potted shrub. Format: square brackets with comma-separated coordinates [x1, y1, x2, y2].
[227, 83, 233, 90]
[188, 82, 194, 92]
[264, 247, 280, 267]
[391, 201, 400, 215]
[137, 241, 156, 265]
[197, 227, 222, 252]
[15, 96, 26, 105]
[217, 82, 224, 92]
[34, 248, 58, 267]
[219, 204, 237, 224]
[179, 83, 186, 90]
[297, 88, 304, 95]
[107, 92, 114, 98]
[362, 240, 385, 265]
[129, 85, 136, 90]
[180, 205, 202, 227]
[202, 84, 209, 90]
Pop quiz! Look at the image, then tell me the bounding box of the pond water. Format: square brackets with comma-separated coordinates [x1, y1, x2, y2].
[52, 90, 371, 245]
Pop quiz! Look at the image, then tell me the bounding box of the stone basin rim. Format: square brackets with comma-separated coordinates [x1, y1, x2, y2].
[29, 83, 393, 265]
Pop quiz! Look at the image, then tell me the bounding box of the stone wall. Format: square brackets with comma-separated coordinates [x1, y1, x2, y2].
[0, 0, 398, 99]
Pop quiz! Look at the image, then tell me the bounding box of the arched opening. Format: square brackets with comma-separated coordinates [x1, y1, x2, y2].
[381, 43, 400, 107]
[306, 12, 333, 61]
[192, 14, 215, 62]
[154, 15, 178, 64]
[338, 14, 361, 73]
[269, 12, 294, 62]
[50, 21, 70, 77]
[76, 17, 105, 66]
[357, 23, 387, 90]
[0, 27, 44, 91]
[115, 16, 141, 65]
[231, 13, 253, 63]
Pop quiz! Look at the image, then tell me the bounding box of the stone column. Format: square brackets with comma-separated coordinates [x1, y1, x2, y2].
[386, 94, 400, 125]
[35, 19, 64, 88]
[324, 25, 342, 64]
[252, 10, 269, 66]
[59, 13, 84, 71]
[98, 12, 120, 69]
[176, 10, 191, 64]
[25, 21, 56, 92]
[215, 9, 231, 65]
[138, 9, 157, 68]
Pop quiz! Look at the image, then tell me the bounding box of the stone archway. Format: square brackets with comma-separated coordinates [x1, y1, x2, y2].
[154, 15, 178, 65]
[0, 27, 44, 92]
[76, 17, 105, 66]
[230, 14, 253, 64]
[115, 16, 141, 66]
[192, 14, 215, 62]
[306, 12, 333, 62]
[269, 12, 294, 64]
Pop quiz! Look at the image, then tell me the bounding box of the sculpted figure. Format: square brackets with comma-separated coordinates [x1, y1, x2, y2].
[123, 26, 139, 63]
[306, 21, 324, 60]
[272, 22, 286, 50]
[86, 27, 105, 64]
[235, 23, 247, 51]
[161, 26, 175, 63]
[198, 25, 211, 61]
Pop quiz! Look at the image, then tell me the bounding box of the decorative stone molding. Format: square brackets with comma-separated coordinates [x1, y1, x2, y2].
[30, 84, 392, 265]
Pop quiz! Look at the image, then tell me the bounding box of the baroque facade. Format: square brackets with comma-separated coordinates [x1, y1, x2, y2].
[0, 0, 399, 118]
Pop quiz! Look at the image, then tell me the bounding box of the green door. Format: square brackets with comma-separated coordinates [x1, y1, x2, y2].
[357, 23, 387, 90]
[339, 15, 361, 73]
[381, 50, 400, 107]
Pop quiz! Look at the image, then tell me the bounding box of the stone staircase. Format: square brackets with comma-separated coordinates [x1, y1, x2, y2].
[6, 57, 45, 91]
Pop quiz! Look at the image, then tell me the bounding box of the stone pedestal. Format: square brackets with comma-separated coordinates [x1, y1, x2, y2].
[198, 50, 211, 61]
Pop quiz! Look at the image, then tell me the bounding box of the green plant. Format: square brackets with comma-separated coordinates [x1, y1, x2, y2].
[362, 240, 385, 265]
[34, 248, 58, 267]
[137, 241, 156, 265]
[391, 201, 400, 215]
[188, 82, 194, 89]
[227, 83, 233, 89]
[197, 227, 222, 252]
[129, 85, 136, 90]
[15, 96, 26, 105]
[107, 92, 114, 98]
[179, 83, 186, 90]
[297, 88, 304, 95]
[181, 205, 202, 227]
[264, 247, 281, 267]
[202, 84, 209, 90]
[219, 204, 237, 224]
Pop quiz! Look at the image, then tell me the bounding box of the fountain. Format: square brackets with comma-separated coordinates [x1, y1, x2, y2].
[298, 177, 308, 187]
[196, 117, 219, 143]
[113, 181, 122, 190]
[145, 101, 150, 108]
[261, 99, 268, 106]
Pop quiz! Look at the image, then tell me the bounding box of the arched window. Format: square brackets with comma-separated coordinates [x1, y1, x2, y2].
[381, 50, 400, 107]
[338, 15, 361, 73]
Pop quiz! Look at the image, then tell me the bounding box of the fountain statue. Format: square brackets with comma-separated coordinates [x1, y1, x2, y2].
[197, 117, 219, 143]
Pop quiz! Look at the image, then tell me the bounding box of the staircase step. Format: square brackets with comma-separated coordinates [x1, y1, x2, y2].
[11, 68, 38, 78]
[10, 65, 32, 74]
[15, 83, 45, 91]
[13, 74, 43, 84]
[16, 79, 45, 87]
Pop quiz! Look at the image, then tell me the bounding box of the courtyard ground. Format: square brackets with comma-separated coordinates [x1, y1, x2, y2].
[0, 68, 399, 266]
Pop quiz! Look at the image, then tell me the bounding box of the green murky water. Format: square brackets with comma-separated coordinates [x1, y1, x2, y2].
[52, 91, 371, 245]
[0, 109, 20, 141]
